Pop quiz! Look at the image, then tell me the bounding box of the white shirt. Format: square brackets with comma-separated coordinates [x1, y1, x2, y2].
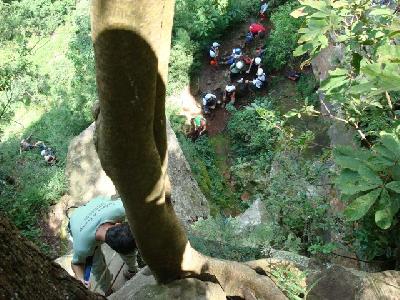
[225, 85, 236, 93]
[252, 78, 264, 89]
[257, 73, 266, 82]
[203, 93, 216, 105]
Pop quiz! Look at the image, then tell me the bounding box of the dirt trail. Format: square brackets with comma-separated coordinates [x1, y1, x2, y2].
[169, 17, 272, 136]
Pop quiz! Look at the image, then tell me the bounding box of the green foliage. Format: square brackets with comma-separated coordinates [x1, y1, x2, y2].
[189, 215, 274, 261]
[296, 72, 319, 105]
[269, 265, 306, 300]
[263, 2, 303, 71]
[333, 130, 400, 260]
[292, 0, 400, 263]
[264, 153, 337, 253]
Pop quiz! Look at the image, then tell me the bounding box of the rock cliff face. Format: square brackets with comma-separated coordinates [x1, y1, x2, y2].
[64, 120, 209, 227]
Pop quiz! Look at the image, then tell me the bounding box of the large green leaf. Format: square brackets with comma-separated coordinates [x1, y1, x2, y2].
[357, 165, 383, 187]
[369, 8, 392, 16]
[336, 169, 381, 195]
[375, 189, 400, 230]
[373, 144, 397, 161]
[367, 155, 395, 172]
[344, 188, 382, 221]
[299, 0, 330, 13]
[291, 7, 308, 18]
[386, 181, 400, 194]
[380, 133, 400, 161]
[333, 146, 368, 171]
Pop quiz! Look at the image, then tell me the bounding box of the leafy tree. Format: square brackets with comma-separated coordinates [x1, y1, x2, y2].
[290, 0, 400, 262]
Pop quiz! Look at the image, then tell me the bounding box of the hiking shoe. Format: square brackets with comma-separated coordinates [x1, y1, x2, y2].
[123, 269, 137, 280]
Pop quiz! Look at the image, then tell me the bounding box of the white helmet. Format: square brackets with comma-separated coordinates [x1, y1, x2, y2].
[255, 57, 261, 65]
[236, 61, 244, 69]
[257, 68, 264, 76]
[212, 42, 220, 48]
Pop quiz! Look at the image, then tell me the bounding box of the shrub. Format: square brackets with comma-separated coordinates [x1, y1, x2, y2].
[263, 2, 303, 72]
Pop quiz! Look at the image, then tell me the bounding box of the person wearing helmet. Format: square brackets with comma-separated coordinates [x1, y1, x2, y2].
[221, 47, 242, 66]
[209, 42, 220, 66]
[223, 83, 237, 106]
[246, 56, 262, 74]
[230, 60, 245, 81]
[246, 68, 267, 90]
[202, 93, 217, 114]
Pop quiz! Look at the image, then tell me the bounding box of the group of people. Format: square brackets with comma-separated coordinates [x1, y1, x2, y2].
[20, 135, 57, 164]
[190, 1, 270, 141]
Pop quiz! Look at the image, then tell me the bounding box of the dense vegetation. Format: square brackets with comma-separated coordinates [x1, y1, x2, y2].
[1, 0, 399, 278]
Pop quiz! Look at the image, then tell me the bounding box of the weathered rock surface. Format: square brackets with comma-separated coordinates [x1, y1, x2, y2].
[307, 265, 400, 300]
[64, 120, 209, 227]
[109, 267, 226, 300]
[235, 198, 269, 231]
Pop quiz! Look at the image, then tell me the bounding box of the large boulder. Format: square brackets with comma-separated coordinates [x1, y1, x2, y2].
[65, 120, 209, 227]
[109, 267, 226, 300]
[307, 265, 400, 300]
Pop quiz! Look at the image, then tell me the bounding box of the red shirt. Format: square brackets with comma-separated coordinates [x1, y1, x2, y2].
[250, 23, 266, 34]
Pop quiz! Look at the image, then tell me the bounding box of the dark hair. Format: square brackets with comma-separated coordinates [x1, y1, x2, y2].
[105, 223, 136, 254]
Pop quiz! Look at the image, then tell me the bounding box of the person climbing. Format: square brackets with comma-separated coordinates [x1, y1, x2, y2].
[249, 23, 266, 39]
[246, 67, 267, 90]
[189, 115, 207, 141]
[246, 56, 262, 74]
[69, 196, 138, 296]
[209, 42, 220, 66]
[202, 93, 217, 114]
[230, 60, 245, 82]
[259, 1, 269, 21]
[223, 83, 236, 106]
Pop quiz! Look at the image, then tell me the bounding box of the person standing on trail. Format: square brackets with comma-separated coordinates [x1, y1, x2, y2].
[202, 93, 217, 114]
[69, 196, 138, 296]
[246, 56, 262, 74]
[259, 1, 269, 21]
[223, 83, 237, 106]
[249, 23, 266, 39]
[229, 60, 245, 81]
[190, 115, 207, 141]
[246, 68, 267, 90]
[209, 42, 220, 66]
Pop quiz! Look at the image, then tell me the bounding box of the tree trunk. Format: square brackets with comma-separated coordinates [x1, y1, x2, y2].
[92, 1, 287, 298]
[0, 215, 105, 300]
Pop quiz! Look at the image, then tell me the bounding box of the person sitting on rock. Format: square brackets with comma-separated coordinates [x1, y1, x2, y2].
[223, 83, 237, 106]
[69, 196, 138, 296]
[246, 57, 262, 74]
[246, 68, 267, 90]
[209, 42, 220, 66]
[189, 115, 207, 141]
[202, 93, 217, 114]
[230, 60, 245, 81]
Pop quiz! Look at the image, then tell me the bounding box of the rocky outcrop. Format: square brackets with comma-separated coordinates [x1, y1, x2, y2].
[64, 120, 209, 227]
[307, 265, 400, 300]
[109, 267, 225, 300]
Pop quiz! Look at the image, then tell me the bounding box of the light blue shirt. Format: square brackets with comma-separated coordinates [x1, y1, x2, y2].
[70, 196, 126, 264]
